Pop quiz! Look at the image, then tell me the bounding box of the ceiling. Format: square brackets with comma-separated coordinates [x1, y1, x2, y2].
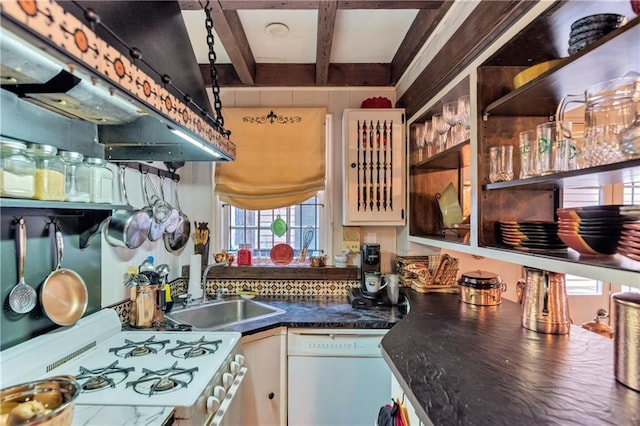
[177, 0, 450, 87]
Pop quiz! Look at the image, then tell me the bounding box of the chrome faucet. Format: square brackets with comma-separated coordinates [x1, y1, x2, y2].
[201, 261, 229, 303]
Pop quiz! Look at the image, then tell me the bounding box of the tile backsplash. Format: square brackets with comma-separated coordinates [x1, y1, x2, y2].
[109, 277, 360, 324]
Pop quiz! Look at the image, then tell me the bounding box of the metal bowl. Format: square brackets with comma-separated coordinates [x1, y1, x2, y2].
[0, 377, 80, 425]
[309, 255, 326, 267]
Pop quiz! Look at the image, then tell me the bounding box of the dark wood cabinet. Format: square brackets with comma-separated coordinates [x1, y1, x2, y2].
[409, 1, 640, 286]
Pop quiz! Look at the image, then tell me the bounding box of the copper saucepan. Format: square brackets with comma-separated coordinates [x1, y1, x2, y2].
[40, 226, 88, 326]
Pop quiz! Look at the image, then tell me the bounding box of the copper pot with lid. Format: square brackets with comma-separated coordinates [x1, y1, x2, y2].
[458, 270, 506, 306]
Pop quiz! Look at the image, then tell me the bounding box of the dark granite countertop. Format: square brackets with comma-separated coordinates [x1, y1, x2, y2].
[381, 291, 640, 426]
[167, 294, 408, 336]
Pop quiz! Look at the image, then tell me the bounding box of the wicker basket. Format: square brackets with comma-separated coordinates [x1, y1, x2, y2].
[395, 254, 459, 293]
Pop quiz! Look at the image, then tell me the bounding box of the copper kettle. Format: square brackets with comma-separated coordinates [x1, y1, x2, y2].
[516, 267, 570, 335]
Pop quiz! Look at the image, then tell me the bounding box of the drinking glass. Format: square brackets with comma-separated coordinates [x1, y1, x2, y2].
[518, 130, 536, 178]
[432, 113, 450, 152]
[416, 124, 426, 161]
[551, 121, 572, 173]
[457, 95, 471, 141]
[489, 146, 514, 183]
[535, 122, 556, 175]
[423, 120, 435, 158]
[584, 99, 633, 166]
[443, 102, 459, 147]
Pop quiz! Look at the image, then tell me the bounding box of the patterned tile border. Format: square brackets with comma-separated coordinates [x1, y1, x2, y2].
[204, 278, 360, 297]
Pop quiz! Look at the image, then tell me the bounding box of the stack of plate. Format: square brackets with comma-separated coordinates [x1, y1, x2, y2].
[498, 220, 566, 251]
[617, 206, 640, 261]
[568, 14, 626, 56]
[557, 205, 632, 255]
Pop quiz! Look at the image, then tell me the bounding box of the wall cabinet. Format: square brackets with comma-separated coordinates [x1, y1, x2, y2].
[408, 1, 640, 287]
[408, 77, 471, 243]
[241, 327, 287, 426]
[342, 109, 406, 226]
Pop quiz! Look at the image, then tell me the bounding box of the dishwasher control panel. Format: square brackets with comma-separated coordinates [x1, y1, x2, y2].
[287, 328, 387, 357]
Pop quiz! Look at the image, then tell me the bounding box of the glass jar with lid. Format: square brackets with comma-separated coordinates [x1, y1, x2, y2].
[58, 150, 90, 202]
[237, 244, 253, 266]
[86, 157, 114, 203]
[0, 138, 35, 199]
[27, 143, 65, 201]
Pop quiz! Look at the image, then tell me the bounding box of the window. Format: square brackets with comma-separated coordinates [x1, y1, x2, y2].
[219, 114, 332, 262]
[222, 194, 324, 260]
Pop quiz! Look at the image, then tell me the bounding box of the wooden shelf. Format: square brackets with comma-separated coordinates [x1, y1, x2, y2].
[483, 245, 640, 280]
[183, 265, 360, 281]
[0, 199, 128, 211]
[484, 159, 640, 190]
[483, 17, 640, 117]
[412, 140, 471, 172]
[408, 232, 469, 245]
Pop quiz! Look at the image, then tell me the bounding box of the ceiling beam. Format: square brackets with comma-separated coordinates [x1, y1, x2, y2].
[397, 1, 538, 118]
[206, 1, 256, 85]
[316, 0, 338, 85]
[337, 1, 444, 9]
[390, 1, 453, 85]
[179, 0, 442, 10]
[202, 63, 390, 86]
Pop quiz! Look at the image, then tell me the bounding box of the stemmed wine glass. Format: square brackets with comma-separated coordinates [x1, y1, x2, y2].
[413, 123, 425, 162]
[443, 102, 459, 148]
[416, 124, 426, 161]
[424, 120, 435, 159]
[457, 95, 471, 142]
[432, 113, 450, 153]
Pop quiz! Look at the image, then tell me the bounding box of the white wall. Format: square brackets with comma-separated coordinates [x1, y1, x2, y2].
[101, 88, 402, 305]
[216, 87, 401, 273]
[100, 162, 213, 305]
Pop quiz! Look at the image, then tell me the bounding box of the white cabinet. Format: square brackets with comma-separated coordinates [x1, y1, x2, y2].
[342, 109, 406, 226]
[241, 327, 287, 426]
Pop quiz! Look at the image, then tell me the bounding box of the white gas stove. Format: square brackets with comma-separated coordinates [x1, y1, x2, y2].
[0, 310, 245, 425]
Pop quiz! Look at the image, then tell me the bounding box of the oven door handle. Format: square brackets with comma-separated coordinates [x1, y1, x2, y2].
[208, 367, 247, 426]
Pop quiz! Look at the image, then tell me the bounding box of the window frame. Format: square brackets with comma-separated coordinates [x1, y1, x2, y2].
[214, 114, 334, 261]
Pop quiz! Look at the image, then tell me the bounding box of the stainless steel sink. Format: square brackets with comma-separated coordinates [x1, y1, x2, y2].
[164, 299, 285, 330]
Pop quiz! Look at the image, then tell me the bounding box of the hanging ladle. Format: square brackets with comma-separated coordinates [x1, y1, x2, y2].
[9, 218, 37, 314]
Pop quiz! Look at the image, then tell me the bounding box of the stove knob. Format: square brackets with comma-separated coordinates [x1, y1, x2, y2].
[206, 396, 221, 414]
[230, 361, 241, 375]
[213, 385, 226, 401]
[222, 372, 234, 389]
[234, 354, 245, 366]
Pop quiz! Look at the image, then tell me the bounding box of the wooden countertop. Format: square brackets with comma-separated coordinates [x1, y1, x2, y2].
[381, 291, 640, 425]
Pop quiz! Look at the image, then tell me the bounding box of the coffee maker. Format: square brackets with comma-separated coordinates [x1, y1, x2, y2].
[361, 243, 381, 286]
[349, 243, 391, 308]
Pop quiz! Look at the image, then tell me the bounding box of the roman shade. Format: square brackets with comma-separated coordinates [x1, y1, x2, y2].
[214, 107, 326, 210]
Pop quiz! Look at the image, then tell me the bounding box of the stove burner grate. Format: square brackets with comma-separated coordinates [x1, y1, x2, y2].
[167, 337, 222, 359]
[126, 361, 198, 397]
[76, 361, 135, 392]
[109, 336, 170, 358]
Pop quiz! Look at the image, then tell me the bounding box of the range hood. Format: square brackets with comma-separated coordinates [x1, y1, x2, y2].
[0, 0, 235, 162]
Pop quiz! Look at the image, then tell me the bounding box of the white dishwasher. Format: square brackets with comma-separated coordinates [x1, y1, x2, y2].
[287, 328, 390, 426]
